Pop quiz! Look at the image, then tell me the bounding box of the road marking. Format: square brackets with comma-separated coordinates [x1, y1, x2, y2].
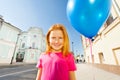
[0, 68, 36, 78]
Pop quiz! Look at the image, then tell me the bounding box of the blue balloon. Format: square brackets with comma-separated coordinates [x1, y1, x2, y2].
[67, 0, 111, 39]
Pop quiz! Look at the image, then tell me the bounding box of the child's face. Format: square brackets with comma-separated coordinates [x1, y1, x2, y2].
[49, 30, 64, 52]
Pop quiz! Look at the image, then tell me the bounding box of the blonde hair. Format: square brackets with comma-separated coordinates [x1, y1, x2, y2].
[46, 24, 70, 56]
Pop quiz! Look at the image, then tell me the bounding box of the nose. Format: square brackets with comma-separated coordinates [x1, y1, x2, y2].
[55, 38, 59, 43]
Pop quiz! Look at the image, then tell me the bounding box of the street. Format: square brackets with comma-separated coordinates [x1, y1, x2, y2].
[0, 63, 120, 80]
[0, 64, 37, 80]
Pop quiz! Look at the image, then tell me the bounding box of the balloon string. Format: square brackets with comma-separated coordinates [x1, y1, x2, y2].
[89, 39, 96, 80]
[89, 39, 92, 58]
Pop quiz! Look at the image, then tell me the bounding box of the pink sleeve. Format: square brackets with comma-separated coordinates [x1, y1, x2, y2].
[36, 56, 42, 68]
[67, 54, 77, 71]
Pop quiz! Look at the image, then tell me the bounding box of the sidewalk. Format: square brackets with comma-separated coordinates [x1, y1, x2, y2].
[75, 64, 120, 80]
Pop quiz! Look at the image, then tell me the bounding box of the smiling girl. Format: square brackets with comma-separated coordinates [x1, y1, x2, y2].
[36, 24, 76, 80]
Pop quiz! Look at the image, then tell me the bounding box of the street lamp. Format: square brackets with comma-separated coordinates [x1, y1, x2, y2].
[72, 42, 74, 55]
[10, 33, 20, 64]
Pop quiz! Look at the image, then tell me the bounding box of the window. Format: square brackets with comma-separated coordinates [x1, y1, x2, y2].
[99, 53, 105, 64]
[106, 14, 114, 26]
[33, 35, 37, 38]
[22, 43, 25, 48]
[32, 42, 35, 48]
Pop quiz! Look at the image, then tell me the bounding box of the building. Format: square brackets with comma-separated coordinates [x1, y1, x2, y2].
[0, 16, 21, 64]
[81, 0, 120, 75]
[0, 15, 46, 64]
[15, 27, 46, 63]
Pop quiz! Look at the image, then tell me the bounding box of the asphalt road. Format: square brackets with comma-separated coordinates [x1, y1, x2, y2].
[0, 64, 37, 80]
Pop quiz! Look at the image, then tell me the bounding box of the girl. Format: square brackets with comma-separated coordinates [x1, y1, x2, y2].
[36, 24, 76, 80]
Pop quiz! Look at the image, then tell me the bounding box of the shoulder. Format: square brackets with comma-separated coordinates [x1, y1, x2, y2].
[67, 52, 74, 57]
[66, 52, 74, 59]
[39, 52, 47, 59]
[41, 52, 46, 55]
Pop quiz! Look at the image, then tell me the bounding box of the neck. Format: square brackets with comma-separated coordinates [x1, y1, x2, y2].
[51, 49, 62, 53]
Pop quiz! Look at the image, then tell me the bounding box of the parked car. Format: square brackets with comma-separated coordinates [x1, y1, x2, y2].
[16, 53, 24, 62]
[79, 57, 85, 63]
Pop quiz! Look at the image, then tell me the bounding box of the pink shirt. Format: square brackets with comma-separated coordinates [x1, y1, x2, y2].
[36, 52, 76, 80]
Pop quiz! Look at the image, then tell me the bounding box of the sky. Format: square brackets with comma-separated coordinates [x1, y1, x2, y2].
[0, 0, 84, 56]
